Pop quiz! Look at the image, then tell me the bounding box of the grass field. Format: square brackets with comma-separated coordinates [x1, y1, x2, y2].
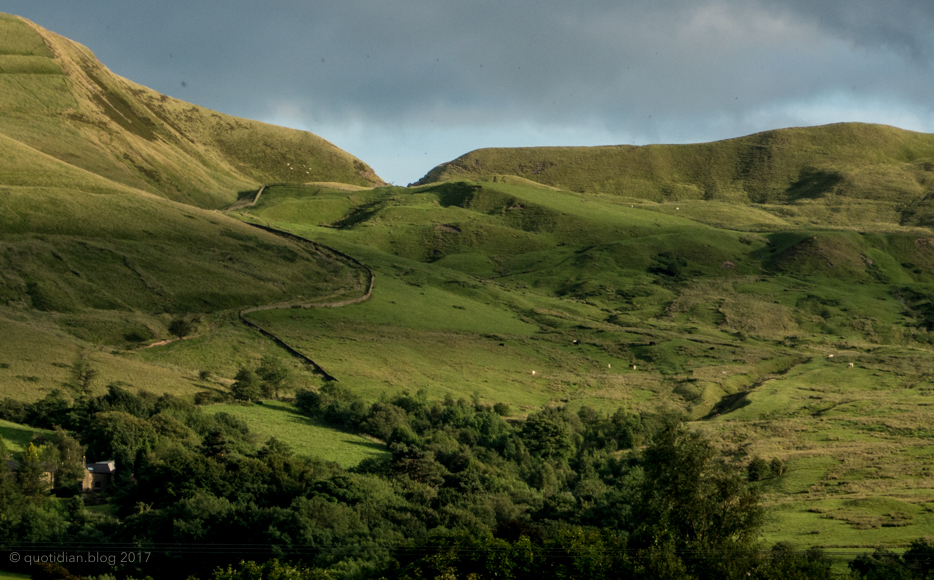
[201, 400, 388, 467]
[231, 180, 934, 549]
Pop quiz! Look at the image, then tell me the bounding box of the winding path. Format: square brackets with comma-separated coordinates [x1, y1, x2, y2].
[142, 186, 373, 381]
[237, 221, 375, 382]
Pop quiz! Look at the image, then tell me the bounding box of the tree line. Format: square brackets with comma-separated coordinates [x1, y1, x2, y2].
[1, 380, 932, 579]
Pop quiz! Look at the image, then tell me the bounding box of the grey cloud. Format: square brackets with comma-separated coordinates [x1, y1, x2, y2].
[3, 0, 933, 182]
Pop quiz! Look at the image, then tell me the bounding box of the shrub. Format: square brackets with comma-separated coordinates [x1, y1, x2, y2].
[748, 457, 770, 482]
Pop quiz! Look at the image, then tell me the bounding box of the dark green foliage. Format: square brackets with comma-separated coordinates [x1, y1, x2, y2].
[17, 442, 50, 500]
[850, 547, 915, 579]
[770, 457, 785, 477]
[0, 396, 28, 423]
[231, 367, 261, 402]
[650, 251, 688, 279]
[850, 540, 934, 580]
[256, 355, 291, 399]
[903, 539, 934, 580]
[210, 559, 325, 580]
[521, 407, 580, 462]
[201, 429, 230, 458]
[5, 382, 930, 579]
[747, 456, 770, 482]
[760, 543, 834, 580]
[632, 424, 764, 558]
[24, 390, 72, 429]
[39, 426, 86, 488]
[168, 317, 193, 339]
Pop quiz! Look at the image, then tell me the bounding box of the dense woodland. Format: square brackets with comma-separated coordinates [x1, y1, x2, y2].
[2, 379, 933, 580]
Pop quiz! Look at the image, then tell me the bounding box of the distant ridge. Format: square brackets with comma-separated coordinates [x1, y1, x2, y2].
[416, 123, 934, 209]
[0, 13, 385, 208]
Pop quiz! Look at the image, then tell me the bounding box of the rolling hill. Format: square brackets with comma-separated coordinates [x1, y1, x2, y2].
[4, 11, 934, 555]
[416, 123, 934, 229]
[0, 13, 381, 400]
[230, 176, 934, 550]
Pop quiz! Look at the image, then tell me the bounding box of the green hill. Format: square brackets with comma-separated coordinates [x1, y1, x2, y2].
[4, 11, 934, 554]
[417, 123, 934, 229]
[0, 14, 380, 400]
[233, 179, 934, 549]
[0, 13, 383, 209]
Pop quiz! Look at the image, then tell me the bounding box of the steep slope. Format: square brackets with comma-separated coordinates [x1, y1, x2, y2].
[416, 123, 934, 225]
[0, 14, 378, 400]
[0, 13, 384, 209]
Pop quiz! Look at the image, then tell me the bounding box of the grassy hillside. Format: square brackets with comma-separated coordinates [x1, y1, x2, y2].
[0, 14, 381, 402]
[233, 180, 934, 549]
[417, 123, 934, 229]
[0, 13, 384, 209]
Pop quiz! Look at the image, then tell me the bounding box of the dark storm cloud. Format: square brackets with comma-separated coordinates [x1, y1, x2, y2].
[4, 1, 934, 182]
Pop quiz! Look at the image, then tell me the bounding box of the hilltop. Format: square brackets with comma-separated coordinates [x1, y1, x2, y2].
[416, 123, 934, 228]
[0, 13, 384, 208]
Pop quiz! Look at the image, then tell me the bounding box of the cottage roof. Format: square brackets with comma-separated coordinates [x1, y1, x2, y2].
[86, 460, 116, 474]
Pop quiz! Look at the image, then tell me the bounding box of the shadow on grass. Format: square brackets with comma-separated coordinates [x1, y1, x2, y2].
[0, 421, 46, 452]
[261, 400, 388, 454]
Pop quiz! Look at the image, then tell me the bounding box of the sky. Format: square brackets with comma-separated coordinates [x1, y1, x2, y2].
[7, 1, 934, 185]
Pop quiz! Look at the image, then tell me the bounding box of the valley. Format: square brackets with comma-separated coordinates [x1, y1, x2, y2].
[2, 11, 934, 579]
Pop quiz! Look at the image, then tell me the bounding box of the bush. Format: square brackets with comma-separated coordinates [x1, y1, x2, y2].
[168, 318, 193, 339]
[748, 457, 770, 482]
[770, 457, 786, 476]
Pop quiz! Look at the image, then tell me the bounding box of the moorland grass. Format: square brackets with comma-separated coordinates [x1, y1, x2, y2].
[234, 181, 934, 550]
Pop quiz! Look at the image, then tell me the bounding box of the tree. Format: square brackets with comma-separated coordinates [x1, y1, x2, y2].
[258, 437, 293, 459]
[903, 538, 934, 580]
[761, 543, 834, 580]
[230, 367, 260, 402]
[210, 559, 325, 580]
[0, 437, 17, 516]
[632, 424, 764, 576]
[168, 318, 193, 340]
[521, 407, 580, 462]
[64, 355, 97, 397]
[256, 355, 291, 399]
[770, 457, 786, 476]
[849, 547, 913, 580]
[201, 430, 230, 458]
[18, 442, 51, 500]
[42, 427, 85, 488]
